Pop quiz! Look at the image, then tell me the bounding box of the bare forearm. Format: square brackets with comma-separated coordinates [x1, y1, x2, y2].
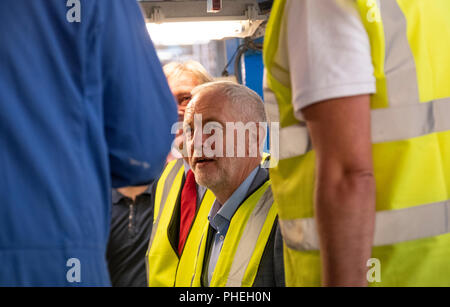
[301, 94, 375, 286]
[315, 171, 376, 286]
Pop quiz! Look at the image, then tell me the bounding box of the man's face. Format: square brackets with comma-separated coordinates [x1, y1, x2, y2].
[166, 72, 202, 161]
[183, 92, 258, 193]
[167, 72, 201, 124]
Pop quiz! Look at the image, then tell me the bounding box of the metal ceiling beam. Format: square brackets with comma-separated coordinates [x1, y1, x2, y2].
[139, 0, 267, 23]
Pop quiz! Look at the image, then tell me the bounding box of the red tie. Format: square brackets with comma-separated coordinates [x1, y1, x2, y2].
[178, 170, 198, 255]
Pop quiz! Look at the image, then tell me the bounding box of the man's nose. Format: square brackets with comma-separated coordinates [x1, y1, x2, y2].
[188, 128, 205, 158]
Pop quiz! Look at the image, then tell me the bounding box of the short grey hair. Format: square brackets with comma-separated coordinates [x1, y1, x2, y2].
[163, 60, 214, 84]
[191, 81, 267, 124]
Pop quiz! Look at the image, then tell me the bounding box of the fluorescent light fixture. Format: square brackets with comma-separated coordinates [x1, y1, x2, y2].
[140, 0, 267, 46]
[147, 20, 254, 45]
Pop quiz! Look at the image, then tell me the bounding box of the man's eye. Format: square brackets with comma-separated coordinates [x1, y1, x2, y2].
[179, 96, 191, 105]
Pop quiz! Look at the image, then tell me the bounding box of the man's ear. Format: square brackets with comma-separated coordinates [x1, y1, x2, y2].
[257, 122, 267, 156]
[245, 123, 261, 158]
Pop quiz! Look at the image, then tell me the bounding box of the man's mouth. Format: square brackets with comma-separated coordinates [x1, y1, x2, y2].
[194, 157, 216, 168]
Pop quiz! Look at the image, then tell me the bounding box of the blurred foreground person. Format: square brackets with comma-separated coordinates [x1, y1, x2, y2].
[264, 0, 450, 286]
[0, 1, 176, 286]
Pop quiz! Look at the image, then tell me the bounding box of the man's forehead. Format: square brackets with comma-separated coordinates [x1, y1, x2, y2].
[184, 95, 224, 124]
[192, 91, 227, 112]
[168, 72, 199, 90]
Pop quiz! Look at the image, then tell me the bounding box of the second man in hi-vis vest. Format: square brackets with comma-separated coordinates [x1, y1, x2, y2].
[145, 61, 216, 286]
[178, 81, 285, 287]
[264, 0, 450, 286]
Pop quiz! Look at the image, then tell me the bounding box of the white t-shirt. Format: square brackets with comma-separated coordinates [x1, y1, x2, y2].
[279, 0, 376, 120]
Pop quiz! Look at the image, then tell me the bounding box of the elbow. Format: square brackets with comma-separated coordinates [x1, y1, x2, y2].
[110, 139, 172, 188]
[342, 168, 376, 189]
[316, 166, 376, 208]
[317, 161, 375, 190]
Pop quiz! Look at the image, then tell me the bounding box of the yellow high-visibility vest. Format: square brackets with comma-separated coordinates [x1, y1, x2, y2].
[146, 159, 215, 286]
[264, 0, 450, 286]
[184, 180, 277, 287]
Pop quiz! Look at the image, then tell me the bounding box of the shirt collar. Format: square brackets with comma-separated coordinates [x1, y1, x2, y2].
[208, 166, 260, 235]
[183, 160, 190, 176]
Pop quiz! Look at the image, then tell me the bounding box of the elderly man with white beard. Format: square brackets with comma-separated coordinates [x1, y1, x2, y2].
[178, 81, 285, 287]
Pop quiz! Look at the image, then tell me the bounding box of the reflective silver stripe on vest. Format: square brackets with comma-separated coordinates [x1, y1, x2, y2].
[270, 97, 450, 160]
[190, 230, 207, 287]
[263, 77, 311, 162]
[225, 187, 274, 286]
[147, 159, 184, 253]
[274, 123, 310, 161]
[371, 97, 450, 143]
[280, 200, 450, 251]
[380, 0, 420, 107]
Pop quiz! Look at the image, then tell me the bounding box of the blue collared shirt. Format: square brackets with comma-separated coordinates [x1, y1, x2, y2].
[206, 166, 260, 285]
